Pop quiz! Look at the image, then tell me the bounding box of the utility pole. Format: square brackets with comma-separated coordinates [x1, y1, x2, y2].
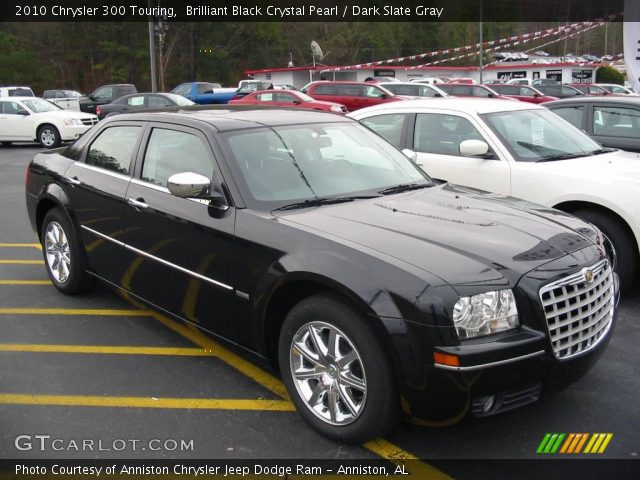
[479, 0, 484, 84]
[148, 0, 157, 92]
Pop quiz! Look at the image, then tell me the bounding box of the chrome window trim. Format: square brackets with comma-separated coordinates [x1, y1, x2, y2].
[131, 177, 169, 193]
[434, 350, 545, 371]
[75, 162, 131, 182]
[80, 225, 233, 292]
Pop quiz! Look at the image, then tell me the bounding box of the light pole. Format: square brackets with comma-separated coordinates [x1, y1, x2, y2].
[148, 0, 157, 92]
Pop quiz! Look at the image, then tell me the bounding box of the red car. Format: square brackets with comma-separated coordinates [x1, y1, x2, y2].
[303, 81, 405, 112]
[229, 90, 347, 113]
[437, 83, 517, 100]
[446, 77, 476, 84]
[487, 84, 558, 103]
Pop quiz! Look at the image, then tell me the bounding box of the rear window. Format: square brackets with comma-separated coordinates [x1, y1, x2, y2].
[120, 85, 137, 96]
[8, 88, 34, 97]
[338, 85, 365, 96]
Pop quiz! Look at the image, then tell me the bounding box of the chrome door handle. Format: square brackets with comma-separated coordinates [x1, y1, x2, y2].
[62, 175, 81, 185]
[127, 198, 148, 209]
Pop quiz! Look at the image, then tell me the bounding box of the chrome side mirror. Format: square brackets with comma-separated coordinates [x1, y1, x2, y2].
[459, 139, 490, 157]
[167, 172, 212, 198]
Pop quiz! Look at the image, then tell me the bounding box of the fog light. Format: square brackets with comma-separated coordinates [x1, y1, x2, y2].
[482, 395, 495, 413]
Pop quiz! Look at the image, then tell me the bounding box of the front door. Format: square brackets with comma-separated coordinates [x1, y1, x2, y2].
[123, 124, 237, 339]
[0, 100, 33, 140]
[410, 112, 511, 194]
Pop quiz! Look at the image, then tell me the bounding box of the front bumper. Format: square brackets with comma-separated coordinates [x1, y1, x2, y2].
[59, 124, 94, 141]
[394, 250, 618, 424]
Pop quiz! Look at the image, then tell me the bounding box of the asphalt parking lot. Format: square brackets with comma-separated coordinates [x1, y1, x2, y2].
[1, 145, 638, 478]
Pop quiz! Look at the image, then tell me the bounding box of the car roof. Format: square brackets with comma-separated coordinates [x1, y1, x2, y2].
[106, 107, 352, 131]
[350, 97, 541, 115]
[545, 96, 640, 106]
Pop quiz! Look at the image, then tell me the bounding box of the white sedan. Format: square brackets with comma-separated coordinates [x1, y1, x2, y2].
[0, 97, 98, 148]
[349, 98, 640, 290]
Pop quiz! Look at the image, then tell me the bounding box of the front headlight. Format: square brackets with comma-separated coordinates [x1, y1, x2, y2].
[63, 118, 82, 126]
[452, 289, 519, 339]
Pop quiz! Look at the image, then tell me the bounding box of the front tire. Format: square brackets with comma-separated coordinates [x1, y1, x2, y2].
[573, 209, 638, 292]
[41, 208, 93, 294]
[278, 294, 399, 444]
[37, 124, 61, 148]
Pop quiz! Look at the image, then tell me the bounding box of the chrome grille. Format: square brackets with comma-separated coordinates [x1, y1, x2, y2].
[81, 117, 99, 126]
[539, 259, 614, 360]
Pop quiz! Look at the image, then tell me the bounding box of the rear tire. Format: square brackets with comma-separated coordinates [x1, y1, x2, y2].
[278, 293, 399, 444]
[41, 208, 93, 294]
[573, 209, 638, 292]
[37, 124, 61, 149]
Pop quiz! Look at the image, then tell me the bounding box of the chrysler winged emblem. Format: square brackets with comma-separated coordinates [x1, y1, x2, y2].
[584, 269, 594, 284]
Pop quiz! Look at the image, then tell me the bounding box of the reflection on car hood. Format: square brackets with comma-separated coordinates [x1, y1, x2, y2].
[279, 184, 597, 288]
[535, 149, 640, 181]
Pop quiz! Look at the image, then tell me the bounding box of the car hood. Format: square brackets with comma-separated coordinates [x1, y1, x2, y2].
[278, 184, 597, 290]
[536, 149, 640, 182]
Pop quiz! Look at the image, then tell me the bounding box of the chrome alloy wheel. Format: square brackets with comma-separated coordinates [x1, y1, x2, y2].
[40, 128, 57, 147]
[290, 321, 367, 425]
[44, 221, 71, 283]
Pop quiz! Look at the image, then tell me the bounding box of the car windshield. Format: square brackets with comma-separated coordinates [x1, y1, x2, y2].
[165, 93, 195, 106]
[22, 98, 62, 113]
[295, 92, 315, 102]
[220, 122, 430, 208]
[63, 90, 83, 97]
[482, 109, 602, 162]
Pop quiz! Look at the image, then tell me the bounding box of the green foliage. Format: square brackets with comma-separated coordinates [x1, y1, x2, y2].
[596, 66, 624, 85]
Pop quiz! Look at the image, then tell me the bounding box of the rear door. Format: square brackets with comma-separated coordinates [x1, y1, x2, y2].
[63, 122, 144, 283]
[123, 122, 237, 338]
[590, 104, 640, 152]
[409, 111, 511, 194]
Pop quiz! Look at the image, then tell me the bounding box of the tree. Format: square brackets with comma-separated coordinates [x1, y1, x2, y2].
[596, 66, 624, 85]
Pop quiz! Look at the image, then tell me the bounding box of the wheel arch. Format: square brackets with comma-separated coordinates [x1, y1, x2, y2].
[34, 185, 73, 242]
[261, 273, 402, 380]
[553, 200, 639, 254]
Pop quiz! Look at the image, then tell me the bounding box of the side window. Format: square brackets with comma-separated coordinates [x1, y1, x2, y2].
[127, 96, 146, 107]
[339, 85, 365, 96]
[593, 106, 640, 138]
[1, 101, 22, 114]
[413, 113, 486, 156]
[93, 87, 113, 100]
[519, 87, 535, 97]
[141, 128, 213, 187]
[313, 84, 337, 95]
[360, 114, 406, 147]
[363, 86, 384, 98]
[86, 126, 140, 174]
[275, 93, 296, 103]
[551, 106, 584, 129]
[148, 96, 172, 108]
[197, 84, 215, 94]
[472, 87, 492, 98]
[173, 84, 190, 95]
[561, 87, 579, 97]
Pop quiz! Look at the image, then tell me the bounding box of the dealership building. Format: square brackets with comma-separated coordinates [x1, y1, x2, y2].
[244, 62, 600, 88]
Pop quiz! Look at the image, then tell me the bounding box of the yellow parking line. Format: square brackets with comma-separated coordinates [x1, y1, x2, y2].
[120, 291, 290, 400]
[0, 344, 217, 356]
[118, 294, 448, 478]
[0, 243, 41, 250]
[0, 307, 152, 316]
[0, 280, 50, 285]
[0, 393, 295, 411]
[364, 439, 455, 479]
[0, 260, 44, 264]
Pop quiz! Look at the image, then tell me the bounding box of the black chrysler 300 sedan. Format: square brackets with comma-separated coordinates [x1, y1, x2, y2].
[25, 108, 618, 443]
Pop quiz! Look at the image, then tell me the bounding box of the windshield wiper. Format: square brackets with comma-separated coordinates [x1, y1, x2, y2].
[587, 148, 616, 155]
[536, 153, 585, 163]
[273, 195, 379, 212]
[378, 183, 431, 195]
